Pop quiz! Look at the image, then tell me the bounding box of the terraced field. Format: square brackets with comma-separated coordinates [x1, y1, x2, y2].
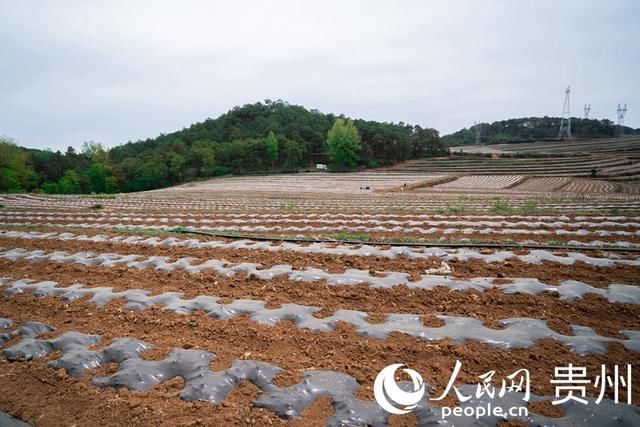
[509, 177, 571, 192]
[392, 155, 638, 178]
[496, 137, 640, 156]
[392, 137, 640, 181]
[1, 186, 639, 425]
[173, 172, 447, 194]
[416, 176, 640, 195]
[459, 137, 640, 156]
[433, 175, 524, 190]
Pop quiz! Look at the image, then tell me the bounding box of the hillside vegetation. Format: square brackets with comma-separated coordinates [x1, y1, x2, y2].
[443, 117, 640, 146]
[1, 100, 445, 194]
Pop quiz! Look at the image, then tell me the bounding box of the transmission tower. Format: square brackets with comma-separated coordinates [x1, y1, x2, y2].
[558, 86, 572, 139]
[584, 104, 591, 119]
[617, 103, 627, 137]
[474, 121, 481, 145]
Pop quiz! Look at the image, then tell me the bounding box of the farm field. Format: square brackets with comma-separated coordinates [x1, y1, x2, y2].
[1, 168, 640, 426]
[457, 136, 640, 156]
[393, 137, 640, 180]
[3, 0, 640, 425]
[170, 172, 448, 194]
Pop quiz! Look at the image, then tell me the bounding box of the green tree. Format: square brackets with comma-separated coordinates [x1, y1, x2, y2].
[140, 158, 169, 189]
[58, 170, 82, 194]
[81, 141, 109, 163]
[105, 176, 119, 193]
[265, 131, 278, 168]
[0, 168, 23, 192]
[283, 140, 305, 171]
[167, 153, 186, 183]
[0, 137, 35, 192]
[41, 181, 60, 194]
[86, 163, 109, 193]
[326, 118, 361, 171]
[410, 126, 447, 157]
[189, 140, 216, 177]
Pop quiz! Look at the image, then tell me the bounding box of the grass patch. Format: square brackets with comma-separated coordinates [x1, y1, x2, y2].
[490, 197, 512, 214]
[115, 227, 168, 235]
[166, 227, 251, 238]
[0, 224, 55, 232]
[444, 204, 465, 213]
[186, 229, 247, 238]
[380, 235, 425, 244]
[517, 200, 539, 215]
[332, 232, 372, 242]
[444, 195, 471, 213]
[279, 203, 297, 211]
[89, 204, 104, 210]
[545, 239, 564, 246]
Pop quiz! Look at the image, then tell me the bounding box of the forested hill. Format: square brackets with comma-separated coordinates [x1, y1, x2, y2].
[1, 100, 445, 194]
[442, 117, 640, 146]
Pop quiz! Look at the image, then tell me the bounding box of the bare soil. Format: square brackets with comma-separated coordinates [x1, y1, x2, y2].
[1, 295, 638, 426]
[1, 205, 639, 426]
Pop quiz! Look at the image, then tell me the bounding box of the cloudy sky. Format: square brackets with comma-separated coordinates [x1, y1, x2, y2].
[1, 0, 638, 151]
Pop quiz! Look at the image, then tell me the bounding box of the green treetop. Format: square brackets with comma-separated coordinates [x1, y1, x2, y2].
[265, 131, 278, 167]
[326, 118, 361, 171]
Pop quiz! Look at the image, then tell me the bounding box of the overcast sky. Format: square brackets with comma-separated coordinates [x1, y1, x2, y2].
[1, 0, 638, 151]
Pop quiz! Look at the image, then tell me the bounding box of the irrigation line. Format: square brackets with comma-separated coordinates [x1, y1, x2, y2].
[168, 228, 640, 253]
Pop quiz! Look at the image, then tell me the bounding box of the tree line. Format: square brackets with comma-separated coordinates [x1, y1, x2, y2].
[442, 117, 640, 146]
[1, 100, 446, 193]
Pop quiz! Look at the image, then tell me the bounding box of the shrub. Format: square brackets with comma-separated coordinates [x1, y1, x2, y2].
[491, 198, 512, 214]
[518, 200, 539, 215]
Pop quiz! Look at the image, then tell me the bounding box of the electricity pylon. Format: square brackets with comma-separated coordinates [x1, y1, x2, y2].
[474, 121, 481, 145]
[558, 86, 572, 139]
[617, 103, 627, 137]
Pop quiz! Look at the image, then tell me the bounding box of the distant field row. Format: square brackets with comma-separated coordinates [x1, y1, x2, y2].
[428, 137, 640, 179]
[3, 192, 640, 214]
[457, 137, 640, 155]
[393, 156, 640, 178]
[423, 176, 640, 194]
[500, 137, 640, 154]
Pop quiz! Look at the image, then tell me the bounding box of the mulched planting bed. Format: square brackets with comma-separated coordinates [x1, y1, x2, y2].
[1, 199, 639, 426]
